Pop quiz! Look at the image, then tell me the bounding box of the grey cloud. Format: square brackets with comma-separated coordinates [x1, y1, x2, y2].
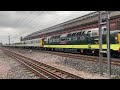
[0, 11, 94, 44]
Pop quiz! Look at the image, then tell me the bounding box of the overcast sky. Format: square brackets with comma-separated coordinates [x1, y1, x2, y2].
[0, 11, 94, 44]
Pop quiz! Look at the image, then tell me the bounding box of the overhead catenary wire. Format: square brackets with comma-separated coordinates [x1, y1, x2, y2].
[15, 11, 46, 37]
[14, 11, 34, 29]
[11, 11, 45, 39]
[9, 11, 34, 40]
[11, 11, 26, 28]
[9, 11, 28, 36]
[21, 11, 68, 37]
[20, 11, 91, 40]
[11, 11, 34, 39]
[10, 11, 93, 43]
[33, 11, 93, 32]
[20, 11, 44, 28]
[31, 11, 71, 31]
[10, 11, 65, 41]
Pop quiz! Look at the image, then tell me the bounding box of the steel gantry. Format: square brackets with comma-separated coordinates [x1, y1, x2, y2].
[98, 11, 111, 77]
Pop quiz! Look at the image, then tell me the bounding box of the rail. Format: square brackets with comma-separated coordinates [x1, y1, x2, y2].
[1, 48, 83, 79]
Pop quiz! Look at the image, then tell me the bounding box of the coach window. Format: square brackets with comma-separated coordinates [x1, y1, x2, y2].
[72, 33, 74, 36]
[76, 32, 79, 35]
[67, 34, 70, 37]
[72, 33, 75, 36]
[103, 28, 107, 34]
[74, 33, 77, 36]
[79, 32, 81, 35]
[87, 31, 91, 37]
[73, 33, 76, 36]
[77, 32, 79, 35]
[74, 33, 76, 36]
[81, 31, 85, 35]
[71, 33, 73, 36]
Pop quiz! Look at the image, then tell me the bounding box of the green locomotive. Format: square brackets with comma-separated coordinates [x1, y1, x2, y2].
[43, 28, 120, 57]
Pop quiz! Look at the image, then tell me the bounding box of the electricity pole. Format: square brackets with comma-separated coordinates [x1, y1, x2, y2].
[98, 11, 111, 77]
[106, 11, 111, 76]
[8, 35, 10, 49]
[98, 11, 103, 76]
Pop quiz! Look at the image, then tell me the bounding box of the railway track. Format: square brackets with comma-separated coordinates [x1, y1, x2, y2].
[1, 48, 83, 79]
[31, 49, 120, 66]
[3, 47, 120, 66]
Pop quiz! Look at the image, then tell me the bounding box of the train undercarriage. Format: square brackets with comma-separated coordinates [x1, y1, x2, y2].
[6, 46, 120, 58]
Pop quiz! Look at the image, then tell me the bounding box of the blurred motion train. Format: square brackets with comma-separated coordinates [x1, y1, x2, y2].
[4, 27, 120, 57]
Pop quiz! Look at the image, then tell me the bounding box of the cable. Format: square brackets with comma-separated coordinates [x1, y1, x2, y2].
[13, 11, 34, 29]
[11, 11, 45, 39]
[11, 11, 28, 34]
[20, 11, 44, 28]
[22, 11, 80, 38]
[14, 11, 47, 37]
[9, 11, 27, 36]
[11, 11, 26, 28]
[11, 11, 93, 42]
[11, 11, 34, 39]
[22, 11, 92, 37]
[25, 11, 93, 40]
[33, 11, 80, 31]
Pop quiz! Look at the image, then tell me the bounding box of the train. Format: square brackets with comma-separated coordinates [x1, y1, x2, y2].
[3, 27, 120, 57]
